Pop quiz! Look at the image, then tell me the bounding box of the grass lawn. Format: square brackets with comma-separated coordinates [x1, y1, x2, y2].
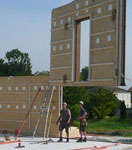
[73, 117, 132, 137]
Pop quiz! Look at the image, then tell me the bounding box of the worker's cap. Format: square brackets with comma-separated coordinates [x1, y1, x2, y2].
[63, 102, 67, 106]
[79, 101, 84, 105]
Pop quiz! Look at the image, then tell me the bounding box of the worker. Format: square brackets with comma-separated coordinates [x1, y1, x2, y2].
[56, 102, 71, 142]
[77, 101, 87, 142]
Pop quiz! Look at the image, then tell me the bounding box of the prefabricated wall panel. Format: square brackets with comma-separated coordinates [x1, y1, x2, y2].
[50, 0, 126, 86]
[0, 76, 60, 137]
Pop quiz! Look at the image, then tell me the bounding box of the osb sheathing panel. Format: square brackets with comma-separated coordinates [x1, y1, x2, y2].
[0, 76, 60, 137]
[51, 27, 72, 42]
[51, 42, 72, 55]
[30, 113, 58, 123]
[0, 122, 29, 131]
[90, 48, 116, 64]
[52, 0, 108, 18]
[50, 0, 125, 86]
[91, 32, 116, 49]
[50, 79, 117, 87]
[0, 93, 28, 102]
[50, 68, 72, 81]
[0, 112, 27, 120]
[0, 103, 29, 111]
[91, 17, 116, 33]
[0, 76, 49, 84]
[91, 2, 116, 18]
[30, 123, 58, 133]
[51, 54, 72, 68]
[90, 64, 116, 79]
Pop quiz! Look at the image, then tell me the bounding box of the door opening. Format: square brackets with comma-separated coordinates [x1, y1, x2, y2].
[74, 18, 90, 81]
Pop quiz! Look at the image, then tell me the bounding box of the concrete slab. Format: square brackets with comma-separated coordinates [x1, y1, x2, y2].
[87, 135, 132, 145]
[0, 136, 132, 150]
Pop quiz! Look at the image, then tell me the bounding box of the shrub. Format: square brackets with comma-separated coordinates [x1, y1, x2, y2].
[120, 101, 127, 120]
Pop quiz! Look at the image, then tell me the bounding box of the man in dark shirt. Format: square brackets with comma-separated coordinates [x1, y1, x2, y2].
[56, 102, 71, 142]
[77, 101, 87, 142]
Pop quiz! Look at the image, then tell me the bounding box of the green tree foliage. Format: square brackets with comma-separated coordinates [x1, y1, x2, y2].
[0, 59, 7, 76]
[0, 49, 32, 76]
[34, 70, 50, 76]
[80, 66, 89, 81]
[70, 104, 80, 123]
[63, 87, 90, 122]
[88, 88, 119, 120]
[63, 86, 119, 121]
[120, 101, 127, 120]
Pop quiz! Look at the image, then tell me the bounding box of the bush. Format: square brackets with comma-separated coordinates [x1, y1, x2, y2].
[120, 101, 127, 120]
[72, 120, 80, 128]
[87, 88, 119, 120]
[69, 104, 80, 123]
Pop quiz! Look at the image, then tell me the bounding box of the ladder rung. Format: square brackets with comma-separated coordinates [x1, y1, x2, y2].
[33, 84, 55, 139]
[41, 106, 48, 109]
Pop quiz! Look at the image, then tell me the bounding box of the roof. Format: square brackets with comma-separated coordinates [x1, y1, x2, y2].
[108, 87, 130, 93]
[128, 87, 132, 92]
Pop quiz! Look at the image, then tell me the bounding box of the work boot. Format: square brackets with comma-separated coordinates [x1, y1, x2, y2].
[57, 137, 63, 142]
[76, 138, 83, 142]
[66, 138, 69, 142]
[83, 137, 87, 142]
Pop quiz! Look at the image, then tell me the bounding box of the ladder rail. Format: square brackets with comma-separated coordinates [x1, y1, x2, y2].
[43, 86, 55, 140]
[32, 84, 50, 138]
[46, 113, 53, 139]
[45, 102, 54, 139]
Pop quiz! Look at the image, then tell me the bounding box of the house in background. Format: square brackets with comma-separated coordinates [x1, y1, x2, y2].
[88, 87, 132, 109]
[112, 88, 131, 109]
[128, 87, 132, 103]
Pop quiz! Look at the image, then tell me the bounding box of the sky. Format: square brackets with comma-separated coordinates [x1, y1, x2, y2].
[0, 0, 132, 88]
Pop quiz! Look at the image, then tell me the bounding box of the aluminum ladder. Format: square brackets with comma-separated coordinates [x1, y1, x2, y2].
[43, 86, 55, 140]
[33, 84, 52, 138]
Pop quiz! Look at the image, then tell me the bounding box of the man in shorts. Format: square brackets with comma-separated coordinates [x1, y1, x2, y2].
[77, 101, 87, 142]
[56, 102, 71, 142]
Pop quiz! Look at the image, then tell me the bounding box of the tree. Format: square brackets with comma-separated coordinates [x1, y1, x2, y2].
[0, 59, 7, 76]
[63, 86, 119, 122]
[0, 49, 32, 76]
[120, 101, 127, 120]
[80, 67, 89, 81]
[63, 87, 90, 122]
[88, 87, 119, 120]
[34, 70, 50, 76]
